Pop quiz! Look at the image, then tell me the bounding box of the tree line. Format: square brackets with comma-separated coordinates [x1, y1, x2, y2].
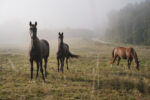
[105, 0, 150, 45]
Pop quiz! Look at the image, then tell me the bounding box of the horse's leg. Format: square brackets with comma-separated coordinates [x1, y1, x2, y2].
[66, 57, 69, 70]
[57, 57, 60, 72]
[44, 57, 48, 77]
[117, 57, 121, 66]
[60, 58, 62, 72]
[40, 60, 45, 81]
[127, 59, 130, 69]
[36, 61, 39, 78]
[30, 59, 33, 80]
[62, 58, 65, 72]
[61, 58, 64, 73]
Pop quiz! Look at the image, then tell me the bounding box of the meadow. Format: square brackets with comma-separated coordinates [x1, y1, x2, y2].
[0, 39, 150, 100]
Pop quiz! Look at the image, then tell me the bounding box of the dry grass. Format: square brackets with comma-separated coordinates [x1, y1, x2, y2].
[0, 39, 150, 100]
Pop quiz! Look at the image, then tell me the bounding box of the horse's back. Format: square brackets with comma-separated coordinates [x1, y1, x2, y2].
[115, 47, 128, 52]
[114, 47, 134, 59]
[113, 47, 126, 58]
[40, 39, 50, 57]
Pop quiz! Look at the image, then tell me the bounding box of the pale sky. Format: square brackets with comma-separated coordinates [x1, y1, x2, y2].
[0, 0, 145, 45]
[0, 0, 144, 29]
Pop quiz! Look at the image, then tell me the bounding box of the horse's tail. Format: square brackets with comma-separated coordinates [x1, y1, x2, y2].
[68, 51, 79, 58]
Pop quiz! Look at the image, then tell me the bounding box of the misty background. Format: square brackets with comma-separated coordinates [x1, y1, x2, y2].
[0, 0, 145, 47]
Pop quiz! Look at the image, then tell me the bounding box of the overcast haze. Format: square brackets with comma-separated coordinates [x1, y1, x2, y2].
[0, 0, 145, 46]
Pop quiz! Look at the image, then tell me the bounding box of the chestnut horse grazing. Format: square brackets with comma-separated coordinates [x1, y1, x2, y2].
[29, 21, 49, 81]
[110, 47, 139, 70]
[57, 32, 79, 73]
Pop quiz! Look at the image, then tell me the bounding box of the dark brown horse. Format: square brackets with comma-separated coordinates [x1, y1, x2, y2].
[29, 21, 49, 81]
[110, 47, 139, 70]
[57, 32, 79, 73]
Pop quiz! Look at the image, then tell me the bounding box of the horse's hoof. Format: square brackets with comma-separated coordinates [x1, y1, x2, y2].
[63, 75, 66, 80]
[45, 74, 47, 77]
[43, 79, 46, 83]
[33, 80, 36, 83]
[29, 80, 32, 83]
[110, 64, 113, 68]
[29, 80, 35, 83]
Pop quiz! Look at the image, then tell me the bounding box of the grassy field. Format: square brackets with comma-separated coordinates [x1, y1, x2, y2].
[0, 39, 150, 100]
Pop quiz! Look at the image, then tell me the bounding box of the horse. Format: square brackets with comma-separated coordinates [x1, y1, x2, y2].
[29, 21, 50, 81]
[110, 47, 139, 70]
[57, 32, 79, 73]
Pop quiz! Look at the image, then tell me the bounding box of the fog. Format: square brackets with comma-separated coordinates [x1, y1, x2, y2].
[0, 0, 144, 47]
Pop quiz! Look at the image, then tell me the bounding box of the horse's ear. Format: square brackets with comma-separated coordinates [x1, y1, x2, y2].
[35, 21, 37, 26]
[59, 32, 61, 35]
[29, 21, 32, 26]
[62, 32, 63, 35]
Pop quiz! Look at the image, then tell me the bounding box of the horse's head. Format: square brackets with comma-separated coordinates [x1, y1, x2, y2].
[135, 60, 140, 70]
[137, 61, 140, 70]
[58, 32, 64, 42]
[29, 21, 37, 39]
